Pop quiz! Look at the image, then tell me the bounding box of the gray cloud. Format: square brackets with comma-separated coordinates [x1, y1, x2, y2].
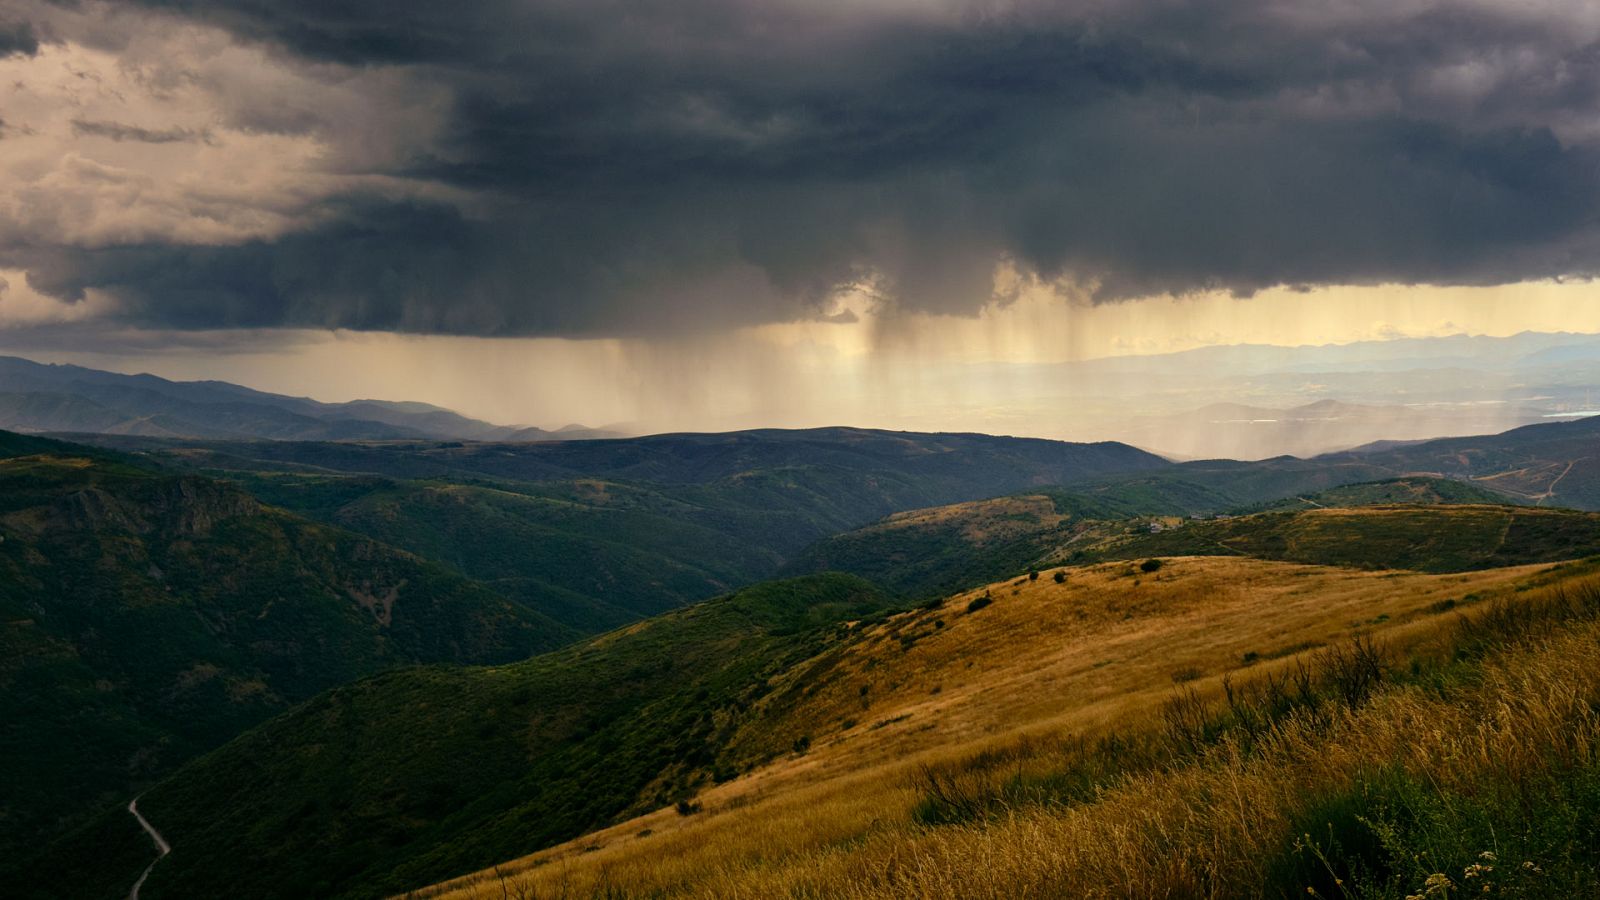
[10, 0, 1600, 337]
[0, 20, 38, 58]
[71, 119, 213, 144]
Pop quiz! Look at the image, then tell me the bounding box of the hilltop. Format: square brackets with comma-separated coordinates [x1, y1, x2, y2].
[784, 476, 1547, 598]
[416, 554, 1600, 899]
[1069, 503, 1600, 574]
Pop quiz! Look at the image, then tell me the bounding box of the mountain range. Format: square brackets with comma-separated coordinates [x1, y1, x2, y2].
[7, 356, 1600, 898]
[0, 356, 620, 442]
[1119, 398, 1551, 460]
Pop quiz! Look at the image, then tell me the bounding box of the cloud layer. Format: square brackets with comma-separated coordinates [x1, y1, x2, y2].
[4, 0, 1600, 337]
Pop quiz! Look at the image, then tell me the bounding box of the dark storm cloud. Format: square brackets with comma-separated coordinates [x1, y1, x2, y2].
[17, 0, 1600, 336]
[0, 19, 38, 57]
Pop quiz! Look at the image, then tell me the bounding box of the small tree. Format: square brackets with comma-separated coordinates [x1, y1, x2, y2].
[1053, 571, 1067, 584]
[1028, 569, 1039, 581]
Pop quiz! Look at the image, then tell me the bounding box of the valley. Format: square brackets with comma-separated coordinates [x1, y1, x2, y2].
[0, 444, 572, 877]
[7, 415, 1600, 899]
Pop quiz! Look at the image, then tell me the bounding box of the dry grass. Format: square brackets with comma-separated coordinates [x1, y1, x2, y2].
[862, 494, 1069, 543]
[409, 558, 1600, 900]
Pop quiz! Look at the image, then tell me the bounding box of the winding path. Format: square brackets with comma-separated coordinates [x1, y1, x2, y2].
[1536, 458, 1585, 506]
[127, 798, 170, 900]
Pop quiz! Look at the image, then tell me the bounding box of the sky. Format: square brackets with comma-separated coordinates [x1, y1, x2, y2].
[4, 1, 1600, 432]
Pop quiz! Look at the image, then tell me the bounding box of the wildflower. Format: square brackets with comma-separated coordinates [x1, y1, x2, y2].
[1426, 873, 1453, 888]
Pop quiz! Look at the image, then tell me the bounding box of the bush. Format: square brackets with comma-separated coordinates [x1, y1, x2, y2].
[1053, 571, 1066, 584]
[675, 798, 702, 816]
[1140, 558, 1164, 573]
[1028, 570, 1039, 581]
[1170, 667, 1203, 684]
[966, 595, 993, 614]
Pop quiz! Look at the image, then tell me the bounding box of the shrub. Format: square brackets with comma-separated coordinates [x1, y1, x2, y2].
[1140, 558, 1164, 573]
[1028, 570, 1039, 581]
[1053, 571, 1066, 584]
[675, 798, 702, 816]
[911, 764, 988, 826]
[967, 595, 993, 614]
[1317, 634, 1387, 709]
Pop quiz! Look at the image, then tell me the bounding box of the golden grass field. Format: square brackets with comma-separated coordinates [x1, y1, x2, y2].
[407, 554, 1600, 899]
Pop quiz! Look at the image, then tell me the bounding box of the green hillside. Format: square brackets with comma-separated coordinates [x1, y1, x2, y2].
[1076, 503, 1600, 572]
[243, 475, 777, 632]
[1061, 456, 1403, 516]
[85, 428, 1167, 634]
[1247, 475, 1516, 512]
[43, 574, 891, 900]
[32, 493, 1600, 900]
[781, 491, 1121, 599]
[1336, 414, 1600, 508]
[785, 476, 1503, 599]
[0, 451, 573, 877]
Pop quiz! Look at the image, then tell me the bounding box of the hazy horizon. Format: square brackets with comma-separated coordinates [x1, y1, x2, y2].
[8, 324, 1600, 461]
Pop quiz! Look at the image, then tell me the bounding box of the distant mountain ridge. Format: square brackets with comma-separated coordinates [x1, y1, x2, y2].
[73, 425, 1168, 489]
[1068, 330, 1600, 376]
[1122, 398, 1549, 460]
[0, 356, 619, 442]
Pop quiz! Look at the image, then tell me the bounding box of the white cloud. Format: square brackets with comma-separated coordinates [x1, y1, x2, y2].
[0, 3, 463, 250]
[0, 269, 117, 325]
